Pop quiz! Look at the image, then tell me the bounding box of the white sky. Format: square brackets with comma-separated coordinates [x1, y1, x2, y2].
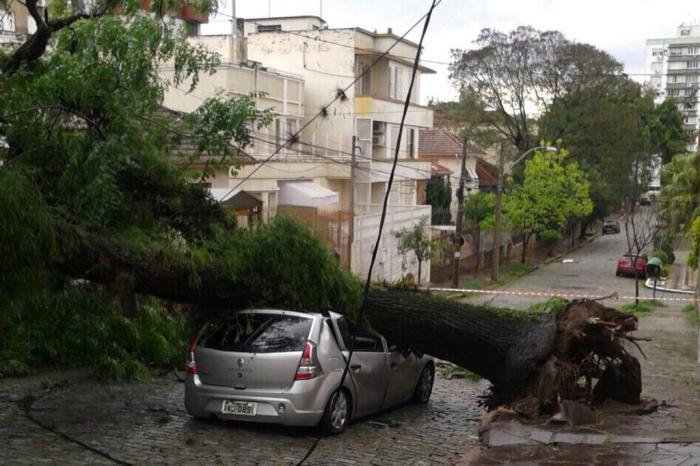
[202, 0, 700, 104]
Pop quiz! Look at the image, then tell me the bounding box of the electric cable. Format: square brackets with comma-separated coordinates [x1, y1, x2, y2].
[293, 1, 438, 464]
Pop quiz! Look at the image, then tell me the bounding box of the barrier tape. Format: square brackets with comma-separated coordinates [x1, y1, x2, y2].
[423, 287, 697, 303]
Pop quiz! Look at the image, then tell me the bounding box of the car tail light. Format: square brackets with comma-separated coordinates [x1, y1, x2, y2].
[185, 338, 198, 375]
[294, 341, 322, 381]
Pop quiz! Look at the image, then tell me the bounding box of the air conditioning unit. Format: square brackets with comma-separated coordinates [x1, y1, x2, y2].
[372, 135, 385, 146]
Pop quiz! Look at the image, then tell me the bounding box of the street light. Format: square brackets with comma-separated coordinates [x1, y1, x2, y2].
[491, 145, 558, 282]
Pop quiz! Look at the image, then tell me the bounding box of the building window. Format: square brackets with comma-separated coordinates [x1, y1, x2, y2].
[408, 128, 416, 159]
[275, 119, 283, 151]
[652, 48, 663, 57]
[355, 63, 371, 95]
[689, 47, 699, 55]
[257, 24, 282, 33]
[688, 74, 698, 83]
[687, 61, 699, 69]
[389, 64, 404, 100]
[668, 89, 680, 97]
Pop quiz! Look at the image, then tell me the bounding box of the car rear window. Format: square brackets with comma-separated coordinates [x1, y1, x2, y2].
[199, 313, 312, 353]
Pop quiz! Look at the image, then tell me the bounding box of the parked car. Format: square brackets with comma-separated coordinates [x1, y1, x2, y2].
[616, 253, 648, 278]
[184, 309, 435, 434]
[602, 219, 620, 234]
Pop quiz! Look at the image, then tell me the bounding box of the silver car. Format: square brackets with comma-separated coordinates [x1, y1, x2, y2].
[184, 309, 435, 433]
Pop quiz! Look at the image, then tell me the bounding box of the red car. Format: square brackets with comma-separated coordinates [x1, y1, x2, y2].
[616, 254, 647, 278]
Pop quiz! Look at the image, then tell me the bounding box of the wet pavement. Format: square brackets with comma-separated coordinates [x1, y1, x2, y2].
[2, 228, 700, 465]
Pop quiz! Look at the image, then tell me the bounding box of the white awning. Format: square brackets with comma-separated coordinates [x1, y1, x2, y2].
[278, 181, 339, 207]
[209, 188, 241, 203]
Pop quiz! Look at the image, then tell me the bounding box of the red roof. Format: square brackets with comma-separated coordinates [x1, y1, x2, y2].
[418, 129, 486, 158]
[476, 158, 498, 186]
[431, 162, 453, 176]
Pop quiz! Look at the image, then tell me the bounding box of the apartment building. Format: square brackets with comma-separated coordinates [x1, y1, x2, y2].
[239, 15, 434, 282]
[646, 24, 700, 152]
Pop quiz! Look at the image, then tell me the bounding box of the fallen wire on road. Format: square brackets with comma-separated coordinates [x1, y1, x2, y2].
[423, 287, 697, 303]
[19, 393, 133, 466]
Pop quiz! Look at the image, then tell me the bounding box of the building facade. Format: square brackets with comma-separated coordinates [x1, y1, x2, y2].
[646, 24, 700, 152]
[240, 15, 434, 282]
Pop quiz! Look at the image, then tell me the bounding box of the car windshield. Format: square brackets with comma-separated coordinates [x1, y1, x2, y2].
[199, 313, 312, 353]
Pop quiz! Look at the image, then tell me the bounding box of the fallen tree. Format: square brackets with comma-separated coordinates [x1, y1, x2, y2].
[55, 222, 643, 415]
[0, 8, 643, 415]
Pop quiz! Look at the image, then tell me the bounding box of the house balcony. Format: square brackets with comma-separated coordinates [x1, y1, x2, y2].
[353, 95, 433, 128]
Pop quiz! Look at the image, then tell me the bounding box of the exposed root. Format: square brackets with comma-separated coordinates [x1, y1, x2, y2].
[491, 299, 646, 417]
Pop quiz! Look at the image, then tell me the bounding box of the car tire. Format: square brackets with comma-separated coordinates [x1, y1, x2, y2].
[320, 389, 350, 435]
[412, 364, 434, 404]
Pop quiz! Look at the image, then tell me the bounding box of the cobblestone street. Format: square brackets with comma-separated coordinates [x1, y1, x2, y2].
[0, 371, 487, 465]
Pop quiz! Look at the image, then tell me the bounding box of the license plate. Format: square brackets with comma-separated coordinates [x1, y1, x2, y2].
[221, 400, 257, 416]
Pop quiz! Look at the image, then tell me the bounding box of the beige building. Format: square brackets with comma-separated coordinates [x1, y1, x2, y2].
[0, 0, 40, 45]
[163, 16, 435, 282]
[240, 15, 434, 282]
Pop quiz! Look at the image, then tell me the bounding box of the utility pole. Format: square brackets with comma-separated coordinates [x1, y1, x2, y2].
[348, 136, 357, 272]
[452, 138, 469, 288]
[492, 143, 504, 282]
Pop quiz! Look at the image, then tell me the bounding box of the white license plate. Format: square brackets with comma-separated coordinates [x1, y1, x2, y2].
[221, 400, 257, 416]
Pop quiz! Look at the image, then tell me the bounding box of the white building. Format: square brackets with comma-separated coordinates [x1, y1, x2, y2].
[163, 16, 435, 283]
[241, 16, 434, 283]
[646, 24, 700, 153]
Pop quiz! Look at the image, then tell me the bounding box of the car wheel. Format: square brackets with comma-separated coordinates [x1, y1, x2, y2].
[413, 364, 434, 404]
[320, 389, 350, 435]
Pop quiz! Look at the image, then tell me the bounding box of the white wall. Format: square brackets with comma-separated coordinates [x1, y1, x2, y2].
[352, 205, 432, 283]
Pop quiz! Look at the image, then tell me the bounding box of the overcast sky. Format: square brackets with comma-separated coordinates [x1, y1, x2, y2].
[203, 0, 700, 103]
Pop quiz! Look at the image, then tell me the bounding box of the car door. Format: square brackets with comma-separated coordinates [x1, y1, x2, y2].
[383, 346, 418, 408]
[335, 318, 389, 417]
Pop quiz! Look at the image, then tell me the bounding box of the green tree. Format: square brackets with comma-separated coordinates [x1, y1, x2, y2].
[425, 175, 452, 225]
[394, 217, 432, 285]
[503, 148, 592, 262]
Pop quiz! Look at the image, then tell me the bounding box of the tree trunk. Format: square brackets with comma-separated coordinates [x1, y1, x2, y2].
[521, 234, 529, 264]
[56, 225, 643, 414]
[417, 259, 422, 286]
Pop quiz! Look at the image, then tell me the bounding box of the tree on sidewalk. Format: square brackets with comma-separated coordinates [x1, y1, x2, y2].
[503, 148, 592, 263]
[394, 217, 432, 285]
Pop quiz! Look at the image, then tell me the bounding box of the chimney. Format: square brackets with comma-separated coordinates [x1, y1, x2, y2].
[230, 18, 248, 64]
[387, 27, 392, 34]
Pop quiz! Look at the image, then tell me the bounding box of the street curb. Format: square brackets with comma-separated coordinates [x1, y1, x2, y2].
[644, 278, 695, 295]
[542, 232, 601, 265]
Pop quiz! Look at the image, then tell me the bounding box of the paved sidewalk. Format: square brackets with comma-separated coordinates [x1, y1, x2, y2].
[463, 303, 700, 465]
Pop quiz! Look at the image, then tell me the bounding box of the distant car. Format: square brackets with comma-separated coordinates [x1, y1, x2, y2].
[616, 253, 648, 278]
[184, 309, 435, 434]
[602, 219, 620, 234]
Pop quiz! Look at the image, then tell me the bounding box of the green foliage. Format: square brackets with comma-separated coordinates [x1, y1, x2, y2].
[464, 192, 495, 230]
[619, 300, 655, 316]
[503, 147, 592, 261]
[393, 217, 433, 285]
[437, 363, 481, 381]
[199, 216, 362, 316]
[658, 154, 700, 239]
[0, 287, 186, 379]
[525, 297, 567, 315]
[425, 175, 452, 224]
[687, 217, 700, 270]
[682, 304, 700, 328]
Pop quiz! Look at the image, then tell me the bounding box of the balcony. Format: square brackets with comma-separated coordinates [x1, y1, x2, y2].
[354, 95, 433, 128]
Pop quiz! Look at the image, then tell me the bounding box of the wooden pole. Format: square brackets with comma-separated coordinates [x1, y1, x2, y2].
[452, 138, 468, 288]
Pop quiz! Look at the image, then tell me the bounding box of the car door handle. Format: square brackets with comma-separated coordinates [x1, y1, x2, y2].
[351, 364, 362, 373]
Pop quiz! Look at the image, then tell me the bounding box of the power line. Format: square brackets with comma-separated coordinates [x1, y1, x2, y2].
[215, 3, 442, 205]
[215, 12, 450, 66]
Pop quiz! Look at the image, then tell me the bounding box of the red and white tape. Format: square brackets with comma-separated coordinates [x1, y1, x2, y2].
[423, 287, 697, 303]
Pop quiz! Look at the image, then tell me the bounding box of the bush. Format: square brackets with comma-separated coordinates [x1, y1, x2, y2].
[652, 237, 675, 265]
[0, 286, 186, 379]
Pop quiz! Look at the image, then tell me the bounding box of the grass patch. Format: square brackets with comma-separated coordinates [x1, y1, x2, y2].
[460, 280, 481, 290]
[618, 300, 660, 316]
[437, 363, 481, 381]
[525, 297, 568, 315]
[683, 304, 700, 328]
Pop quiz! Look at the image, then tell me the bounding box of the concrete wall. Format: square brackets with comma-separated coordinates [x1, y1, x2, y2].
[352, 205, 432, 283]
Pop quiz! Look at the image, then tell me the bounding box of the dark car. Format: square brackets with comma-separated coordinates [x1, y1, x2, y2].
[616, 254, 648, 278]
[602, 219, 620, 234]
